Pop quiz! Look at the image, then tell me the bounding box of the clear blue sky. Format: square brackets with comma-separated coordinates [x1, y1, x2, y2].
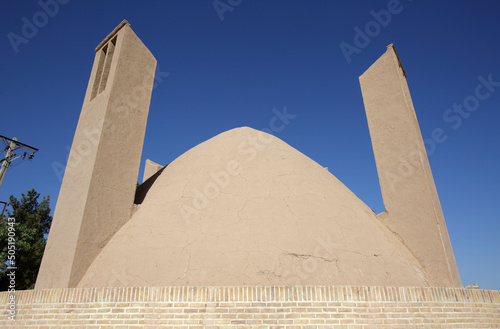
[1, 1, 499, 290]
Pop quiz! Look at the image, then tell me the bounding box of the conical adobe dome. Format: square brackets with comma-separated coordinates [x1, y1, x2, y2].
[77, 127, 426, 287]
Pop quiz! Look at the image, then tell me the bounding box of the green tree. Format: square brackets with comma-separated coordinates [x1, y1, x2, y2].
[0, 188, 52, 290]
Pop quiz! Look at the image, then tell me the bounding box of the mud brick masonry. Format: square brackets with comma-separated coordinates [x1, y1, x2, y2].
[1, 286, 499, 327]
[37, 20, 460, 289]
[2, 20, 498, 327]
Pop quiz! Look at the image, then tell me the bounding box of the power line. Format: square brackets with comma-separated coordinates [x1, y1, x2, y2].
[0, 135, 38, 189]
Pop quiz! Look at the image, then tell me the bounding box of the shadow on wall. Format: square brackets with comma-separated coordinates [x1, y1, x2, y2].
[134, 164, 168, 204]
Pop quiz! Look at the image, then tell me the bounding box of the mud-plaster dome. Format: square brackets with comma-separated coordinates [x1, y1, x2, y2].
[77, 127, 426, 287]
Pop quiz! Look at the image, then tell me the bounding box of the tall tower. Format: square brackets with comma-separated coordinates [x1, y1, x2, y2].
[359, 45, 461, 287]
[36, 21, 157, 288]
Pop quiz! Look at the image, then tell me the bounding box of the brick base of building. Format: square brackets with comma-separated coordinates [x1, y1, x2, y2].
[1, 286, 499, 328]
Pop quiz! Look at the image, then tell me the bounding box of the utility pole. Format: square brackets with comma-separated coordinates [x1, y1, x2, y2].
[0, 135, 38, 189]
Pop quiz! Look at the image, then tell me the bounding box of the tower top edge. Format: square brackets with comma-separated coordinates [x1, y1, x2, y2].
[95, 19, 130, 52]
[386, 43, 406, 78]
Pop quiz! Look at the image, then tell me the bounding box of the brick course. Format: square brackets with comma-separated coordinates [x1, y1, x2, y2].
[1, 286, 499, 328]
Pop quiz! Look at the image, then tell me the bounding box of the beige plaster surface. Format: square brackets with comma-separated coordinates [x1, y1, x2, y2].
[36, 19, 461, 288]
[359, 45, 461, 287]
[36, 21, 157, 289]
[143, 159, 163, 183]
[77, 127, 427, 287]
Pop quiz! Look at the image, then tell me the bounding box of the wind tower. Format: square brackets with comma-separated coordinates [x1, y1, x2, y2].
[36, 20, 157, 288]
[360, 44, 461, 287]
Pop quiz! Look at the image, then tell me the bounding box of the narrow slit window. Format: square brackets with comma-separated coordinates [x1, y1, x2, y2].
[90, 36, 117, 100]
[90, 45, 107, 100]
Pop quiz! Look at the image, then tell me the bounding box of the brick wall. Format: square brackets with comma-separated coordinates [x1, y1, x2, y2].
[1, 286, 499, 328]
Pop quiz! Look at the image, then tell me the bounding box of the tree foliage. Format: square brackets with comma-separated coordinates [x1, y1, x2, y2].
[0, 188, 52, 290]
